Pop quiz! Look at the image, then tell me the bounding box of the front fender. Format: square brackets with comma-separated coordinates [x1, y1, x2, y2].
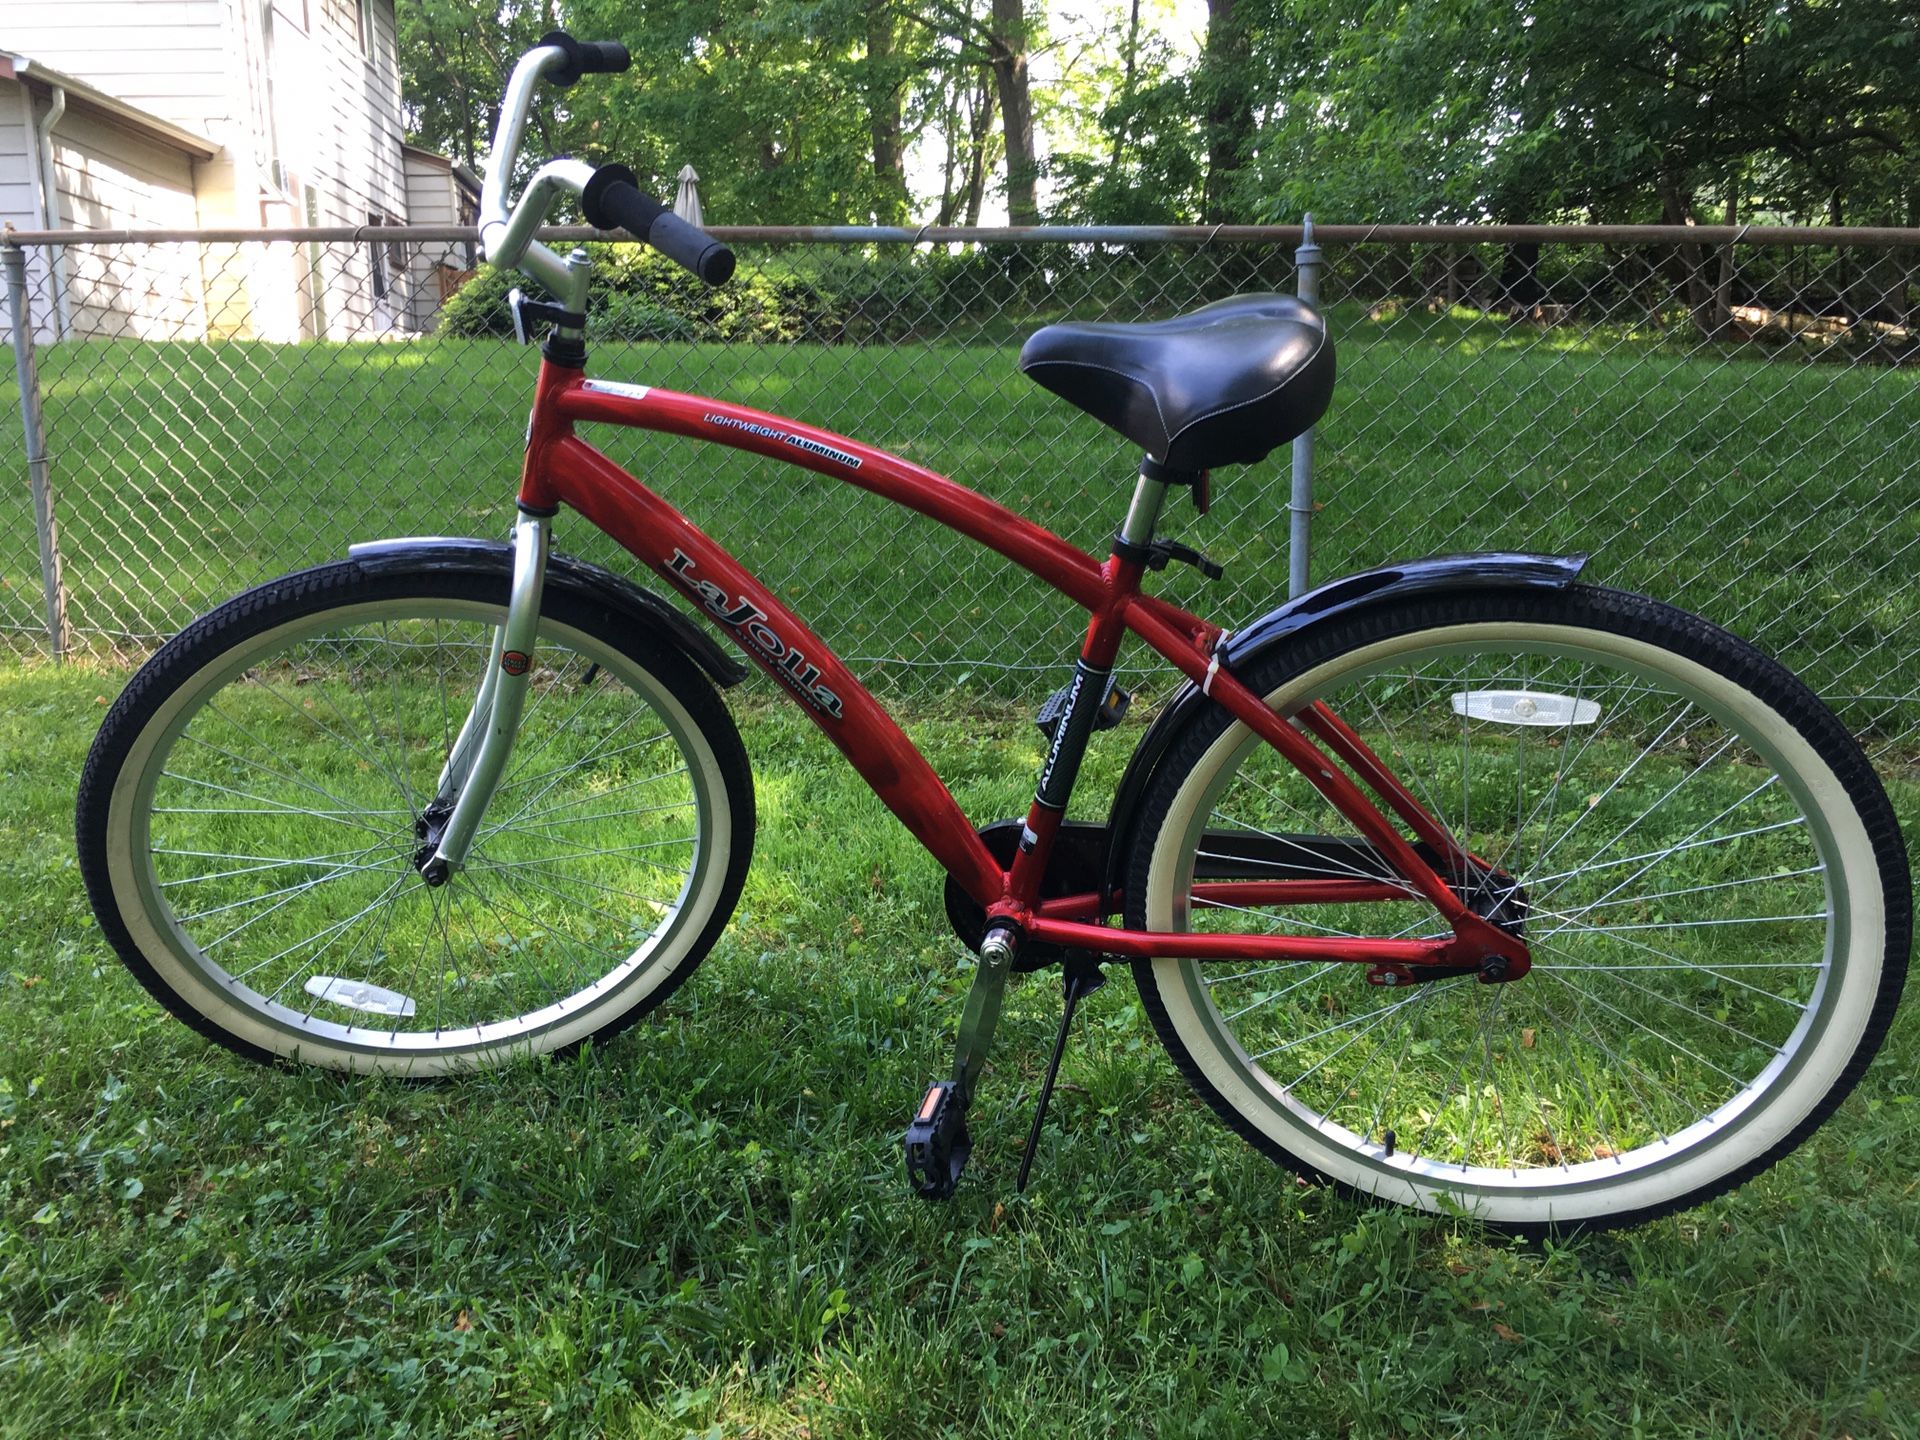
[1102, 551, 1588, 906]
[346, 536, 749, 689]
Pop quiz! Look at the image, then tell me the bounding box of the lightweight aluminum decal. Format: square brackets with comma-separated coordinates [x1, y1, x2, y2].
[703, 412, 864, 470]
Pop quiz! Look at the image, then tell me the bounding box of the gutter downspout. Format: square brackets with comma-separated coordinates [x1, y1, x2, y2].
[28, 79, 72, 338]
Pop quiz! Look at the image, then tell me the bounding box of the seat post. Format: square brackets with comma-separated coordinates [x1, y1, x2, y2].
[1118, 458, 1171, 549]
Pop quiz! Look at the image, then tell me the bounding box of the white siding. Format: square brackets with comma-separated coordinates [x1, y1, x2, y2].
[402, 151, 475, 331]
[0, 77, 39, 229]
[51, 107, 204, 338]
[0, 1, 232, 134]
[2, 0, 419, 341]
[0, 76, 53, 343]
[253, 0, 408, 335]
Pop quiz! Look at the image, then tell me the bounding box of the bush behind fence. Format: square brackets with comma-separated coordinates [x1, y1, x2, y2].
[2, 225, 1915, 760]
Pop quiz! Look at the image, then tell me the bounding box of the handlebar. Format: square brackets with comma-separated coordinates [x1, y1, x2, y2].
[537, 30, 631, 84]
[582, 166, 737, 286]
[479, 33, 734, 296]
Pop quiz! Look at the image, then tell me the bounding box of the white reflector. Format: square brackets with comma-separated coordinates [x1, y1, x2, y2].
[1450, 689, 1600, 727]
[302, 976, 417, 1017]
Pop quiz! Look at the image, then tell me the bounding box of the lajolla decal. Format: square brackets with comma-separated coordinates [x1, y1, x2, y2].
[666, 549, 844, 718]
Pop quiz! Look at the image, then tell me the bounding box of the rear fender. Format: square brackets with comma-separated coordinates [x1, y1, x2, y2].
[1103, 551, 1588, 906]
[347, 536, 748, 689]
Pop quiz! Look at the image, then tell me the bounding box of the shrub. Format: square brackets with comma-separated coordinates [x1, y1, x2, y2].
[432, 241, 1296, 344]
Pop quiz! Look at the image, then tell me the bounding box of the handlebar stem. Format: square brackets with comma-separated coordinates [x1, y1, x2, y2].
[487, 158, 596, 303]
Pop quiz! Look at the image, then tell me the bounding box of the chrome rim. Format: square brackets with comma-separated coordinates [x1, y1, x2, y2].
[1147, 622, 1873, 1205]
[114, 598, 726, 1060]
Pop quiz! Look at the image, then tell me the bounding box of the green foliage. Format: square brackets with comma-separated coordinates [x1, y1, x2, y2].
[396, 0, 1920, 231]
[439, 244, 1239, 343]
[397, 0, 579, 174]
[1234, 0, 1920, 226]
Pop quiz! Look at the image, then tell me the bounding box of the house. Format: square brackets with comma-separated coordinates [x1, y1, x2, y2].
[401, 142, 480, 333]
[0, 0, 479, 341]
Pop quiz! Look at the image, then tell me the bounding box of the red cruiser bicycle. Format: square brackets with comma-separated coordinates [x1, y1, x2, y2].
[77, 37, 1909, 1233]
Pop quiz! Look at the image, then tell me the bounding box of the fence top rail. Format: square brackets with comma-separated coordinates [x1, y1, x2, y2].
[1, 222, 1917, 249]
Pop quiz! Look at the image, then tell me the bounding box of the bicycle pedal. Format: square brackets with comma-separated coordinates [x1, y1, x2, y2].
[904, 1079, 972, 1201]
[1035, 677, 1131, 739]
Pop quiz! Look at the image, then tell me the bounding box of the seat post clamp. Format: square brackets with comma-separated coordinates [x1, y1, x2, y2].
[1139, 456, 1207, 489]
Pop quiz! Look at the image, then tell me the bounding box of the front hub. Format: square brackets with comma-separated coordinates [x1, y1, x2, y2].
[412, 799, 457, 885]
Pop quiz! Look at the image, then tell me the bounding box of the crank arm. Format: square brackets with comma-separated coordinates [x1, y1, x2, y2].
[905, 922, 1018, 1199]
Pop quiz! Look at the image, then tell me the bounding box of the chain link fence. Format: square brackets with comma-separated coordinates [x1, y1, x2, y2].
[3, 224, 1916, 756]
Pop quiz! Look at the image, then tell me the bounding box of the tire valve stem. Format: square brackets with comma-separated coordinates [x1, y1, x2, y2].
[1382, 1128, 1397, 1158]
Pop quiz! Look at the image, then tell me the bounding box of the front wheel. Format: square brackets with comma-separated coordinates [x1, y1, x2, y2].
[77, 559, 755, 1074]
[1126, 585, 1908, 1233]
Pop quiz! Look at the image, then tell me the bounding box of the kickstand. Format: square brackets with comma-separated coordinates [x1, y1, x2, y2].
[1015, 958, 1107, 1193]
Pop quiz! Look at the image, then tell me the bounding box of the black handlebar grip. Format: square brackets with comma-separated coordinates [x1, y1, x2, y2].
[537, 31, 629, 85]
[582, 164, 736, 287]
[577, 41, 631, 74]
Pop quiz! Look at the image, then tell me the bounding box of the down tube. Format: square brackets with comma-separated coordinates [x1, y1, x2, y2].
[538, 435, 1003, 904]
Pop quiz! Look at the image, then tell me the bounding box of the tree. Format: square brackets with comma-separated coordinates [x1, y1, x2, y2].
[397, 0, 570, 173]
[1196, 0, 1254, 221]
[893, 0, 1044, 224]
[865, 0, 914, 221]
[1039, 0, 1201, 223]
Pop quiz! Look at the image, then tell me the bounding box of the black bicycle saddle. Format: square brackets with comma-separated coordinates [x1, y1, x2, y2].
[1018, 293, 1335, 471]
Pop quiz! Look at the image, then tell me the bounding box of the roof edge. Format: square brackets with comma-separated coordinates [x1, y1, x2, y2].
[4, 52, 221, 160]
[402, 141, 483, 201]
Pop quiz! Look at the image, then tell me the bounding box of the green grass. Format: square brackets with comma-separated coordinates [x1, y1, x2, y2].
[5, 659, 1920, 1438]
[0, 303, 1913, 741]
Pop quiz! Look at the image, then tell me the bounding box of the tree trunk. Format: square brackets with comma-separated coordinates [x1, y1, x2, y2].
[1201, 0, 1254, 222]
[988, 0, 1040, 226]
[1711, 171, 1739, 339]
[963, 76, 997, 226]
[936, 82, 961, 226]
[1658, 173, 1714, 332]
[1109, 0, 1141, 174]
[1497, 243, 1544, 319]
[866, 1, 909, 222]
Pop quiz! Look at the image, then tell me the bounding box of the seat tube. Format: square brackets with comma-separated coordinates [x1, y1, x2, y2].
[1005, 466, 1166, 907]
[426, 509, 551, 878]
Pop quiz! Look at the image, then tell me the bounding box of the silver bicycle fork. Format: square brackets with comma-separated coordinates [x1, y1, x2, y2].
[418, 511, 551, 884]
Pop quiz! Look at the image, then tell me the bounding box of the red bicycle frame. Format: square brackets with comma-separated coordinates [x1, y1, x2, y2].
[517, 356, 1526, 973]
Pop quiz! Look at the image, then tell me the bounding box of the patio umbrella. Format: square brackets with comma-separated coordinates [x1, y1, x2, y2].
[673, 166, 704, 227]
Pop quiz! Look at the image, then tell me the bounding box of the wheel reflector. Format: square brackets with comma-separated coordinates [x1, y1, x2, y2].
[302, 976, 417, 1017]
[1450, 689, 1599, 726]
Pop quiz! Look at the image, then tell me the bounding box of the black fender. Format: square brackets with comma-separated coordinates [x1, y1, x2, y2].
[1101, 551, 1588, 907]
[346, 536, 749, 689]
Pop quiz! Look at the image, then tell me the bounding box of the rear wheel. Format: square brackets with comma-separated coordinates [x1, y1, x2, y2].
[78, 560, 755, 1074]
[1126, 585, 1908, 1232]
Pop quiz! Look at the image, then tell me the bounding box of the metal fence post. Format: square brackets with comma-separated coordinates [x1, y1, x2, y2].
[1288, 214, 1322, 599]
[4, 240, 70, 660]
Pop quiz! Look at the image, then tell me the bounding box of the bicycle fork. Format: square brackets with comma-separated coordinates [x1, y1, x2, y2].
[416, 511, 551, 884]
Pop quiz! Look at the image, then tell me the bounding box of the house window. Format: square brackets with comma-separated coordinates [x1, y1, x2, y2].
[357, 0, 377, 62]
[367, 212, 405, 300]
